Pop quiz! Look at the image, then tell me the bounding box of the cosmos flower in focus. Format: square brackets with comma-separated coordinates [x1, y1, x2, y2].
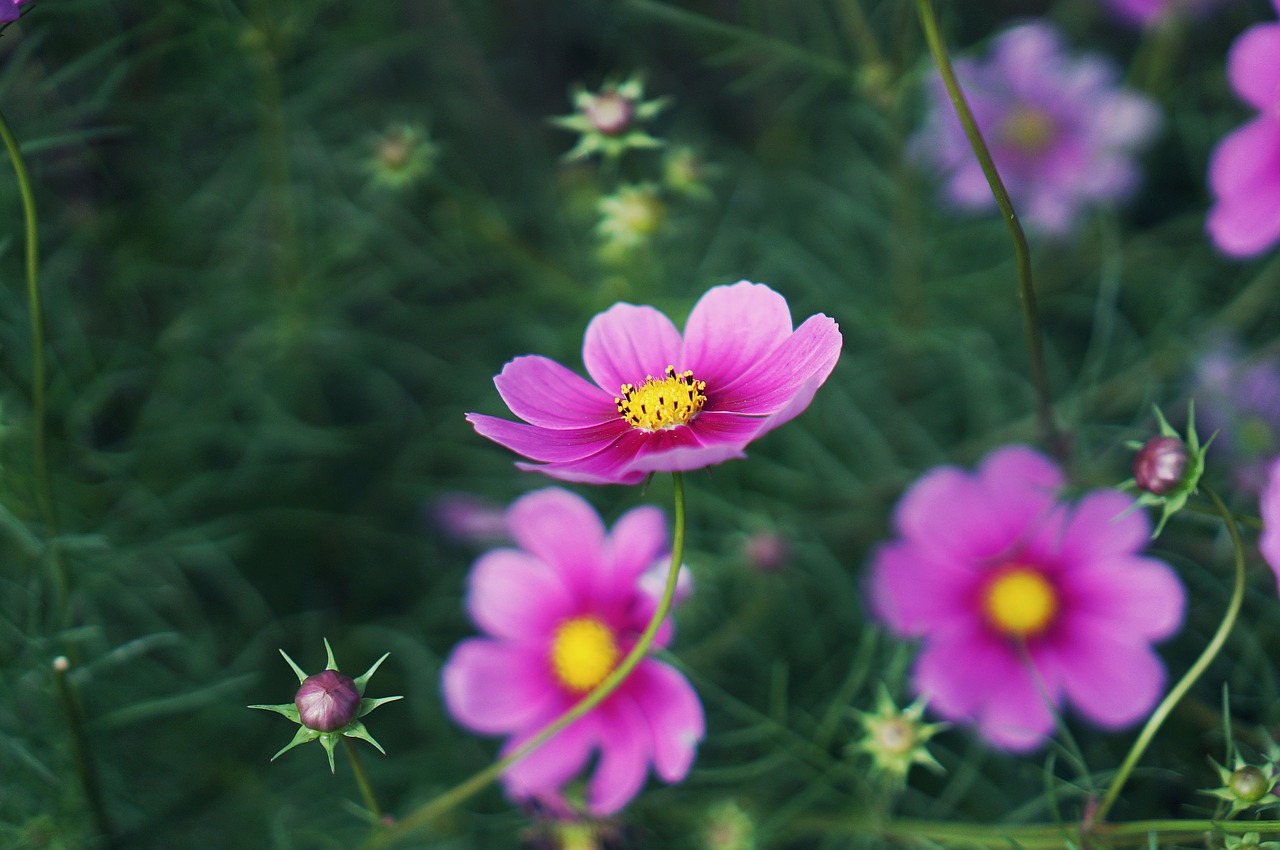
[467, 281, 842, 485]
[441, 488, 703, 815]
[869, 445, 1185, 751]
[1205, 0, 1280, 258]
[910, 21, 1161, 236]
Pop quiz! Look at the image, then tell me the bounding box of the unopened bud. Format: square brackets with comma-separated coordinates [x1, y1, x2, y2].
[295, 669, 360, 732]
[584, 91, 634, 136]
[1231, 765, 1272, 803]
[1133, 435, 1188, 495]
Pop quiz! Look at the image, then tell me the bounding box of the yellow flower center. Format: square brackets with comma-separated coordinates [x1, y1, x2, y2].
[550, 616, 620, 693]
[1000, 106, 1055, 154]
[983, 566, 1058, 638]
[615, 365, 707, 431]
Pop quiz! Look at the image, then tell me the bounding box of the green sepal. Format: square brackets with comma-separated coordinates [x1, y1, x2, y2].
[270, 725, 323, 763]
[318, 731, 339, 774]
[278, 648, 308, 683]
[247, 701, 301, 723]
[353, 651, 391, 695]
[342, 720, 386, 755]
[358, 694, 404, 718]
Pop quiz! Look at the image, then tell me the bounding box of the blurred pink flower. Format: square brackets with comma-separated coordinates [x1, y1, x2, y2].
[430, 492, 510, 546]
[441, 488, 703, 815]
[1259, 456, 1280, 590]
[1103, 0, 1229, 27]
[869, 445, 1185, 751]
[0, 0, 28, 24]
[468, 281, 842, 485]
[911, 21, 1160, 236]
[1206, 0, 1280, 257]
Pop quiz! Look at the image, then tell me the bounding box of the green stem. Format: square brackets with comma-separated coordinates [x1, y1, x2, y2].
[0, 110, 72, 635]
[344, 737, 384, 824]
[914, 0, 1063, 460]
[1093, 485, 1246, 824]
[365, 472, 689, 848]
[875, 816, 1277, 849]
[54, 657, 116, 849]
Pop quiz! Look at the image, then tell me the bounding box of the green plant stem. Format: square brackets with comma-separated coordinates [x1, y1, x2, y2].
[54, 657, 116, 849]
[914, 0, 1064, 460]
[873, 816, 1278, 849]
[344, 737, 384, 825]
[363, 473, 689, 849]
[0, 109, 68, 622]
[1092, 485, 1245, 824]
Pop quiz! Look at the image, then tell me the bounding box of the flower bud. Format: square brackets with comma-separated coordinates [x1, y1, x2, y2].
[295, 669, 360, 732]
[1133, 435, 1188, 495]
[584, 91, 634, 136]
[1230, 765, 1271, 803]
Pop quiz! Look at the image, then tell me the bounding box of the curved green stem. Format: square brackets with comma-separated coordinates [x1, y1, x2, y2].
[344, 737, 384, 825]
[1093, 485, 1246, 824]
[914, 0, 1064, 460]
[363, 473, 688, 849]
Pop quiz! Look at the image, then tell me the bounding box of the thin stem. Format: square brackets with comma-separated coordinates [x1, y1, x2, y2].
[343, 737, 384, 824]
[1093, 485, 1246, 824]
[0, 110, 75, 645]
[873, 816, 1279, 849]
[364, 473, 689, 848]
[54, 657, 116, 849]
[914, 0, 1064, 460]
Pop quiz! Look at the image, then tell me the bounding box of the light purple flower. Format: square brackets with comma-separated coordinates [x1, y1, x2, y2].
[1206, 0, 1280, 257]
[911, 21, 1161, 236]
[1259, 456, 1280, 591]
[441, 488, 704, 815]
[467, 281, 842, 485]
[1103, 0, 1229, 27]
[1191, 337, 1280, 493]
[869, 445, 1185, 751]
[0, 0, 28, 24]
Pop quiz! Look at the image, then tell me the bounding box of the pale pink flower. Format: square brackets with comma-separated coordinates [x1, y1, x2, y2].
[467, 281, 842, 485]
[441, 488, 703, 815]
[869, 445, 1185, 751]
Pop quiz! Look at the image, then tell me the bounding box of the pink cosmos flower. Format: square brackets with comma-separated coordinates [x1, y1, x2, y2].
[441, 487, 704, 815]
[869, 445, 1186, 751]
[1259, 456, 1280, 590]
[467, 281, 842, 485]
[910, 22, 1161, 236]
[1206, 0, 1280, 258]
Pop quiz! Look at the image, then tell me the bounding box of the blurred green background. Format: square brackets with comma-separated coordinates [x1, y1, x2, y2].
[4, 0, 1280, 847]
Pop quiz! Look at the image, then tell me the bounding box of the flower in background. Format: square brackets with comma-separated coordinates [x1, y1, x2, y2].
[366, 122, 437, 190]
[430, 491, 510, 547]
[701, 800, 756, 850]
[850, 686, 946, 783]
[910, 22, 1160, 236]
[1191, 338, 1280, 493]
[441, 488, 703, 815]
[1103, 0, 1229, 27]
[551, 73, 671, 162]
[1206, 0, 1280, 257]
[1259, 456, 1280, 592]
[467, 281, 842, 485]
[1, 0, 29, 24]
[869, 445, 1185, 751]
[595, 183, 665, 259]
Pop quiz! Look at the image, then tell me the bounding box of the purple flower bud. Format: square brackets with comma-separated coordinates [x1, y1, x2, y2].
[295, 669, 360, 732]
[1230, 765, 1271, 803]
[584, 92, 634, 136]
[1133, 435, 1188, 495]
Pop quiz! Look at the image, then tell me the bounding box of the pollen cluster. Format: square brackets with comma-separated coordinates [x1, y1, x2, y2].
[615, 365, 707, 431]
[983, 566, 1058, 638]
[550, 616, 620, 693]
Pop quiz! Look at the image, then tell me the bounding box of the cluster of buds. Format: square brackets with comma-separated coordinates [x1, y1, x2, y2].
[1126, 402, 1215, 537]
[849, 686, 946, 786]
[249, 639, 402, 773]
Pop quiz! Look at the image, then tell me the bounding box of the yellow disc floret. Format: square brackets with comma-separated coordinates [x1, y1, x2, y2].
[615, 365, 707, 431]
[550, 616, 620, 693]
[1000, 105, 1055, 154]
[983, 566, 1058, 638]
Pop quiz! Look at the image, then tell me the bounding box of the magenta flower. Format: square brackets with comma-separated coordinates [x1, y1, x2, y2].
[910, 22, 1160, 236]
[1206, 0, 1280, 258]
[1103, 0, 1229, 27]
[1, 0, 29, 24]
[1259, 456, 1280, 591]
[441, 487, 704, 815]
[869, 445, 1185, 751]
[467, 281, 842, 485]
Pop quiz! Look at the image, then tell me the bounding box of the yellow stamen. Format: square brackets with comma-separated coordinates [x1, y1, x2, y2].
[983, 566, 1058, 638]
[1000, 105, 1055, 154]
[615, 365, 707, 431]
[550, 616, 619, 693]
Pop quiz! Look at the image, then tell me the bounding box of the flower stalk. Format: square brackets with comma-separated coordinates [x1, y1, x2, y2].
[54, 657, 115, 849]
[344, 737, 384, 824]
[913, 0, 1063, 460]
[363, 472, 688, 848]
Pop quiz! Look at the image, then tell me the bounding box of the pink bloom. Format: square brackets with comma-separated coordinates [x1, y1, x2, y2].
[1103, 0, 1229, 27]
[1260, 456, 1280, 590]
[0, 0, 28, 24]
[441, 488, 704, 815]
[869, 445, 1185, 751]
[910, 22, 1160, 236]
[467, 281, 842, 485]
[1206, 0, 1280, 257]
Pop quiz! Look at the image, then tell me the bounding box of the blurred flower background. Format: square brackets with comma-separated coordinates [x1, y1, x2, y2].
[6, 0, 1280, 848]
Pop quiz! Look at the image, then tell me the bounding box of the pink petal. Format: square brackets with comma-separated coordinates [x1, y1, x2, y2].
[442, 639, 559, 735]
[975, 446, 1067, 547]
[680, 281, 796, 394]
[467, 549, 575, 641]
[467, 414, 626, 463]
[582, 303, 684, 397]
[1261, 457, 1280, 592]
[586, 691, 653, 815]
[1227, 24, 1280, 113]
[507, 488, 607, 599]
[623, 418, 751, 475]
[974, 654, 1060, 752]
[711, 314, 842, 415]
[518, 430, 652, 485]
[1207, 118, 1280, 257]
[894, 465, 1008, 563]
[869, 541, 980, 635]
[629, 660, 705, 783]
[606, 505, 669, 590]
[493, 355, 618, 429]
[1062, 555, 1185, 641]
[1056, 490, 1149, 565]
[501, 709, 597, 801]
[1042, 630, 1166, 728]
